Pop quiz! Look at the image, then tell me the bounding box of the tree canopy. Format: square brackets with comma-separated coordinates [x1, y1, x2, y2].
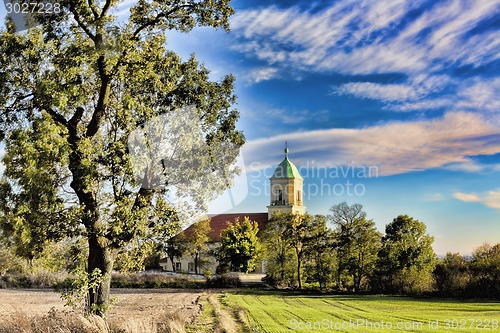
[218, 217, 261, 273]
[330, 202, 381, 292]
[0, 0, 242, 315]
[377, 214, 437, 293]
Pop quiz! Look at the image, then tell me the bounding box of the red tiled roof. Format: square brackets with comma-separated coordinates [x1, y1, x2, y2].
[182, 212, 269, 242]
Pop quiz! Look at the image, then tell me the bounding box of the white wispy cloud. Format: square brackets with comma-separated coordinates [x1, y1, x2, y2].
[337, 76, 500, 114]
[231, 0, 498, 75]
[243, 111, 500, 176]
[244, 106, 318, 125]
[241, 67, 279, 84]
[454, 191, 500, 209]
[230, 1, 426, 75]
[332, 82, 420, 102]
[231, 0, 499, 113]
[423, 193, 447, 202]
[455, 77, 500, 114]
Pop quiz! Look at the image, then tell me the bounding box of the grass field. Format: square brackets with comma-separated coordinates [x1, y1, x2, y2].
[223, 291, 500, 333]
[1, 289, 498, 333]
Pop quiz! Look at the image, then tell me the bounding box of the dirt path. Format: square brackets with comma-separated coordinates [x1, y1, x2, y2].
[0, 288, 204, 324]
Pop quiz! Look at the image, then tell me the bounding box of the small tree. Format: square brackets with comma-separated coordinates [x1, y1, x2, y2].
[303, 214, 336, 289]
[434, 252, 470, 296]
[218, 217, 261, 273]
[377, 215, 437, 294]
[164, 232, 187, 272]
[267, 212, 315, 289]
[329, 202, 381, 292]
[468, 243, 500, 299]
[261, 212, 295, 287]
[185, 218, 212, 275]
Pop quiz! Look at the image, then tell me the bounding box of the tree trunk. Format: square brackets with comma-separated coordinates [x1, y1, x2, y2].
[168, 253, 176, 272]
[87, 233, 114, 317]
[297, 254, 302, 289]
[194, 252, 199, 275]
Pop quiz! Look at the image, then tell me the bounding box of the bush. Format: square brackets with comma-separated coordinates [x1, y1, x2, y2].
[110, 272, 205, 289]
[206, 274, 241, 288]
[0, 270, 69, 289]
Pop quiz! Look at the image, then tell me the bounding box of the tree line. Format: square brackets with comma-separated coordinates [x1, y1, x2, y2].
[182, 202, 498, 299]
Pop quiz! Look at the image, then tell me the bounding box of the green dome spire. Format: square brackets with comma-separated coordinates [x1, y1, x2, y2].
[271, 148, 303, 179]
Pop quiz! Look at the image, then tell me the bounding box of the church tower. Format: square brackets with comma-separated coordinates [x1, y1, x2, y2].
[267, 147, 306, 219]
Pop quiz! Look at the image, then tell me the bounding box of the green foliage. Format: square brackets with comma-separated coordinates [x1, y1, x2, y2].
[0, 0, 241, 315]
[377, 214, 437, 294]
[303, 214, 336, 290]
[261, 212, 297, 288]
[59, 267, 106, 315]
[330, 202, 381, 292]
[0, 116, 76, 261]
[217, 217, 261, 273]
[114, 240, 157, 273]
[262, 212, 326, 289]
[468, 243, 500, 299]
[434, 252, 470, 296]
[0, 246, 24, 276]
[185, 218, 212, 275]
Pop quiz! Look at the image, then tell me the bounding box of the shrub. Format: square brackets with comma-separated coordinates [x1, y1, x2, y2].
[110, 272, 204, 289]
[206, 274, 241, 288]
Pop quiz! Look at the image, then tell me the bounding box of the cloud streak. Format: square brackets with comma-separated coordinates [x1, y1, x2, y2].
[454, 191, 500, 209]
[332, 82, 420, 102]
[243, 111, 500, 176]
[231, 0, 499, 119]
[231, 0, 499, 75]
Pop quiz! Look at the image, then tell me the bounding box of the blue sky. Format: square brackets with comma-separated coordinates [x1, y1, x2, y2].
[171, 0, 500, 255]
[1, 0, 499, 255]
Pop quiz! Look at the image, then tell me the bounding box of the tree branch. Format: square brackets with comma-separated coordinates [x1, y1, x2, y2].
[87, 0, 99, 20]
[68, 2, 96, 42]
[132, 4, 195, 39]
[100, 0, 112, 19]
[86, 55, 109, 137]
[44, 107, 68, 128]
[68, 106, 84, 137]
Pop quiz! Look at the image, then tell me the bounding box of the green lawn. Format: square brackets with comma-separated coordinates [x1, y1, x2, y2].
[222, 291, 500, 333]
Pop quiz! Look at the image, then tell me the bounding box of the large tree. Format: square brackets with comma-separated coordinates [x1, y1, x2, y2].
[0, 0, 242, 315]
[377, 215, 437, 294]
[329, 202, 381, 292]
[263, 212, 315, 289]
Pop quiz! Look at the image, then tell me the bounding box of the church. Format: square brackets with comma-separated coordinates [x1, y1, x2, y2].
[159, 148, 305, 274]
